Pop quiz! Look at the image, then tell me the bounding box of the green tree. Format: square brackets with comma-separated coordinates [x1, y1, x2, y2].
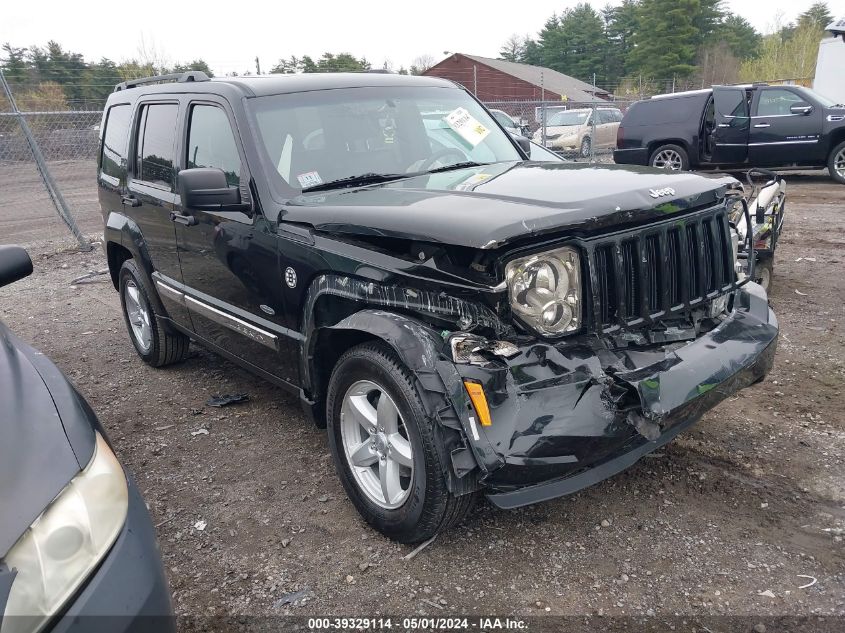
[716, 14, 761, 60]
[535, 4, 606, 83]
[629, 0, 698, 85]
[740, 21, 825, 82]
[1, 43, 29, 86]
[172, 59, 214, 77]
[81, 58, 123, 105]
[270, 56, 302, 74]
[301, 53, 370, 73]
[521, 38, 543, 66]
[691, 0, 725, 51]
[602, 0, 639, 85]
[798, 2, 832, 30]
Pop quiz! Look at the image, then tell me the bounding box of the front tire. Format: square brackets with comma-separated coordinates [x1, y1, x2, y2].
[580, 136, 591, 158]
[828, 141, 845, 184]
[118, 259, 189, 367]
[650, 144, 689, 171]
[326, 342, 475, 543]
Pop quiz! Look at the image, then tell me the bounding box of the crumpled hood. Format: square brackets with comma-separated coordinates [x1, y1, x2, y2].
[0, 322, 95, 556]
[284, 162, 737, 249]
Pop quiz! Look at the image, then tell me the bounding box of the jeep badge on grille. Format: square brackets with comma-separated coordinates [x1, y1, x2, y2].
[649, 187, 676, 198]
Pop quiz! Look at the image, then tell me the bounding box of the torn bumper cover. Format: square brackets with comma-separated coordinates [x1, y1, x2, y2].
[438, 283, 778, 509]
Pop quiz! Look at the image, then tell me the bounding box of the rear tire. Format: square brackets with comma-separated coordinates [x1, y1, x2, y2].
[828, 141, 845, 184]
[754, 257, 774, 294]
[326, 342, 475, 543]
[649, 144, 689, 171]
[118, 259, 189, 367]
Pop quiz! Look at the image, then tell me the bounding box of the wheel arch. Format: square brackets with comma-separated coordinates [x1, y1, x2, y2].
[828, 128, 845, 152]
[647, 139, 691, 161]
[104, 211, 165, 313]
[308, 309, 480, 496]
[303, 306, 447, 428]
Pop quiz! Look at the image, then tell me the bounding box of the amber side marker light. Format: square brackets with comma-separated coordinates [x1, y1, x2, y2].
[463, 380, 492, 426]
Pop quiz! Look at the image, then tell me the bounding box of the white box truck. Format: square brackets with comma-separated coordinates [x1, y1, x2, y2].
[815, 20, 845, 103]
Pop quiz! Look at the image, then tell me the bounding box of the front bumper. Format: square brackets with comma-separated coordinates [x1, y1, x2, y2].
[438, 284, 778, 509]
[50, 482, 174, 633]
[539, 137, 578, 151]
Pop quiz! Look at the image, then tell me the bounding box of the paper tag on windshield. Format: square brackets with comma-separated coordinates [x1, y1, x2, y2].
[455, 173, 492, 191]
[444, 107, 490, 147]
[297, 171, 323, 188]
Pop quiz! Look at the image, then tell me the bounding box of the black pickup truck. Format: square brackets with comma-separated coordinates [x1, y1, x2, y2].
[614, 83, 845, 184]
[98, 71, 778, 542]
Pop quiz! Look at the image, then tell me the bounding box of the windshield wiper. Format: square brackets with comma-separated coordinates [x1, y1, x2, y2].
[302, 172, 408, 193]
[423, 161, 489, 174]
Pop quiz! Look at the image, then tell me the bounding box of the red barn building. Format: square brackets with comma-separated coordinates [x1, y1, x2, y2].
[424, 53, 610, 102]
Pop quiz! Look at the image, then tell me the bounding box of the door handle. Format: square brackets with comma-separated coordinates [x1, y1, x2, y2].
[716, 123, 730, 128]
[121, 194, 141, 207]
[170, 212, 197, 226]
[754, 123, 771, 128]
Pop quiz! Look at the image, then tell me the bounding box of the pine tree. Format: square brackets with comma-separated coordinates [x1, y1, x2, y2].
[628, 0, 699, 85]
[717, 15, 761, 60]
[798, 2, 832, 30]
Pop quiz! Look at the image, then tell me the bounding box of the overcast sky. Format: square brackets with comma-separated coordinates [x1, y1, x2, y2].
[3, 0, 844, 76]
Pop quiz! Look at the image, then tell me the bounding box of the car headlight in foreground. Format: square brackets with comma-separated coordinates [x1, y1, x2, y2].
[2, 433, 128, 633]
[506, 246, 581, 336]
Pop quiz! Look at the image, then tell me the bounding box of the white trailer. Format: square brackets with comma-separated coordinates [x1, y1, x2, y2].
[814, 22, 845, 103]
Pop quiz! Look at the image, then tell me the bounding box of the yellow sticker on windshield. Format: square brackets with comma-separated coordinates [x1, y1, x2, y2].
[444, 107, 490, 147]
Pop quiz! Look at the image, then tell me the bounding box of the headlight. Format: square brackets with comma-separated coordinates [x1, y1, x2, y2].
[505, 246, 581, 336]
[2, 433, 128, 633]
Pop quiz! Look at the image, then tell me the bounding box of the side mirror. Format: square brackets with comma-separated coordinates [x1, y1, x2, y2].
[790, 102, 813, 115]
[510, 133, 531, 156]
[0, 245, 33, 289]
[178, 168, 250, 213]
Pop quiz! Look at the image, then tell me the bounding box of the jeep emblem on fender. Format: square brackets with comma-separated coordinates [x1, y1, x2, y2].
[285, 267, 297, 288]
[649, 187, 676, 198]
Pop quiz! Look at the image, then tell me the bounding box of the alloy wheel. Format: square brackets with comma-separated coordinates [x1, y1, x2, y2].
[652, 149, 683, 170]
[340, 380, 414, 509]
[123, 280, 152, 353]
[835, 148, 845, 180]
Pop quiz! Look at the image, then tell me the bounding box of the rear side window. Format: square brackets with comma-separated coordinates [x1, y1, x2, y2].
[626, 95, 709, 126]
[101, 104, 131, 180]
[136, 103, 178, 189]
[757, 89, 804, 116]
[186, 105, 241, 186]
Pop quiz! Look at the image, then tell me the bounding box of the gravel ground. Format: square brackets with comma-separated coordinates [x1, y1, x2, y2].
[1, 173, 843, 626]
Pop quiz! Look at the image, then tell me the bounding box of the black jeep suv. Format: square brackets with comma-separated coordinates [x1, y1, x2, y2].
[614, 84, 845, 183]
[98, 71, 778, 543]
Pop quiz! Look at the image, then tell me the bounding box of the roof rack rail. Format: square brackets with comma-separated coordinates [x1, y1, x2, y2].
[114, 71, 210, 92]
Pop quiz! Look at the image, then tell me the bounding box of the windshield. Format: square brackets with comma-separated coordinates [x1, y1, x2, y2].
[547, 111, 589, 126]
[491, 111, 516, 128]
[248, 86, 522, 193]
[795, 86, 841, 108]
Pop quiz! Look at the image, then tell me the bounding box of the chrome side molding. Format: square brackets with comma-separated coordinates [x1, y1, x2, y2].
[183, 295, 279, 350]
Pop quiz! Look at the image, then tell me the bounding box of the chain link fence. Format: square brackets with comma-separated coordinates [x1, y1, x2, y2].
[0, 71, 101, 250]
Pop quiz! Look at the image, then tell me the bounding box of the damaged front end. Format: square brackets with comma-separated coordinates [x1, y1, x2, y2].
[443, 281, 776, 508]
[303, 199, 778, 509]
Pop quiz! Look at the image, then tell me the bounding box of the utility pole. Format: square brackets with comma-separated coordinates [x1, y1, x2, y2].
[541, 70, 546, 147]
[255, 57, 261, 75]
